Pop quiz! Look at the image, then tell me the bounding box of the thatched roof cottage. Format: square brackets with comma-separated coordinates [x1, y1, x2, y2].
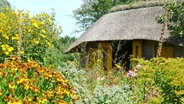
[66, 0, 184, 71]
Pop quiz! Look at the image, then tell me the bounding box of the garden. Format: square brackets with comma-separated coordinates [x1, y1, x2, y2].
[0, 0, 184, 104]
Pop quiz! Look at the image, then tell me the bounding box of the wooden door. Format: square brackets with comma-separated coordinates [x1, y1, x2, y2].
[99, 42, 112, 71]
[160, 46, 174, 58]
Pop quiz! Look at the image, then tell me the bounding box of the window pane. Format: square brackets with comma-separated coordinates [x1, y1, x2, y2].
[136, 46, 139, 58]
[103, 47, 108, 70]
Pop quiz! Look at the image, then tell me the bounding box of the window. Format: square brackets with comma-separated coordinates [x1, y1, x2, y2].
[136, 46, 139, 58]
[103, 47, 108, 70]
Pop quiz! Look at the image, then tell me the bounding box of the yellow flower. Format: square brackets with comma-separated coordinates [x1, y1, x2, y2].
[40, 34, 46, 38]
[2, 47, 6, 51]
[11, 34, 19, 40]
[5, 52, 9, 55]
[7, 101, 14, 104]
[0, 90, 2, 96]
[1, 45, 4, 48]
[48, 90, 54, 98]
[33, 22, 39, 28]
[46, 18, 51, 21]
[11, 37, 16, 40]
[2, 33, 9, 40]
[11, 56, 16, 61]
[8, 82, 15, 91]
[24, 96, 32, 103]
[22, 82, 29, 90]
[8, 98, 22, 104]
[43, 57, 46, 62]
[20, 51, 24, 54]
[16, 77, 24, 84]
[115, 64, 121, 70]
[15, 34, 19, 37]
[64, 90, 70, 95]
[28, 29, 31, 33]
[12, 67, 18, 71]
[41, 29, 46, 34]
[34, 40, 39, 45]
[7, 47, 14, 52]
[30, 85, 40, 93]
[47, 42, 51, 47]
[38, 97, 46, 104]
[40, 22, 44, 25]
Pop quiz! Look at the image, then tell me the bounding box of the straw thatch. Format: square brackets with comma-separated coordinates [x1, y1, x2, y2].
[65, 5, 181, 53]
[110, 0, 183, 12]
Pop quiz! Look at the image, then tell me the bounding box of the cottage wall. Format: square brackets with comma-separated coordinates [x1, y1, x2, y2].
[80, 42, 97, 68]
[174, 46, 184, 57]
[142, 40, 156, 60]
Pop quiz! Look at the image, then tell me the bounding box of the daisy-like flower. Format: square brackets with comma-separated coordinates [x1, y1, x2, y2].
[8, 82, 15, 91]
[33, 22, 39, 28]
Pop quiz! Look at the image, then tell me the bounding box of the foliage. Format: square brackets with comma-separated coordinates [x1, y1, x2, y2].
[166, 2, 184, 37]
[58, 63, 135, 104]
[0, 8, 62, 65]
[45, 36, 76, 68]
[132, 58, 184, 103]
[0, 57, 76, 104]
[0, 0, 11, 10]
[92, 85, 134, 104]
[157, 1, 184, 37]
[53, 36, 76, 53]
[73, 0, 144, 31]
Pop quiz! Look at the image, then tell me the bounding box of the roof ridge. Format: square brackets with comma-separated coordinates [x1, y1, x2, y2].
[109, 0, 183, 13]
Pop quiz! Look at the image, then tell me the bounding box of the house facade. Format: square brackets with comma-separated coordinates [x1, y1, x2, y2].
[66, 5, 184, 71]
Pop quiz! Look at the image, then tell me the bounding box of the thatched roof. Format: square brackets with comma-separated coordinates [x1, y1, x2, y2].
[65, 6, 180, 53]
[110, 0, 183, 12]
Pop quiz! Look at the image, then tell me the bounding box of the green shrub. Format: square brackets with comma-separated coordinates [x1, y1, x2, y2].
[133, 58, 184, 103]
[58, 62, 135, 104]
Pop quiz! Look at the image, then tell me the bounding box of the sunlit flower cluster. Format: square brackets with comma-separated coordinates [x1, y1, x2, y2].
[0, 58, 77, 103]
[0, 7, 62, 64]
[1, 44, 14, 55]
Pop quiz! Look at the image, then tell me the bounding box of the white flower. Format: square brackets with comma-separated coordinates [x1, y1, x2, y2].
[84, 98, 88, 102]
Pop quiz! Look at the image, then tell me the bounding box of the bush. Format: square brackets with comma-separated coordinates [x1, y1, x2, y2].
[0, 57, 76, 104]
[58, 62, 135, 104]
[45, 36, 76, 68]
[0, 8, 62, 65]
[132, 58, 184, 103]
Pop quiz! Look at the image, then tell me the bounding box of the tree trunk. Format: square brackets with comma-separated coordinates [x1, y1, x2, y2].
[156, 11, 167, 57]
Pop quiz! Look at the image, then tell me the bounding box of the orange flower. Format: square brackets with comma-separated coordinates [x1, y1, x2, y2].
[11, 67, 18, 71]
[23, 96, 32, 104]
[41, 91, 47, 98]
[29, 85, 40, 93]
[8, 82, 15, 91]
[0, 90, 2, 96]
[22, 82, 29, 90]
[47, 90, 54, 98]
[38, 97, 46, 104]
[16, 77, 24, 84]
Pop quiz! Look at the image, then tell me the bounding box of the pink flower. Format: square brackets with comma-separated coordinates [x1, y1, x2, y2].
[126, 70, 137, 77]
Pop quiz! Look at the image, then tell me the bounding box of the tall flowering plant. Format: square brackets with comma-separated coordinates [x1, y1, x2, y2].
[0, 8, 62, 65]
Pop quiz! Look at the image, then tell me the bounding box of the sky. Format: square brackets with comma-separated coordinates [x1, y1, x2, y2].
[8, 0, 83, 37]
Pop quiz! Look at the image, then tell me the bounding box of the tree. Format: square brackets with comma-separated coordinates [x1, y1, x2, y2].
[45, 36, 76, 67]
[73, 0, 143, 31]
[156, 1, 183, 57]
[0, 0, 11, 10]
[166, 2, 184, 37]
